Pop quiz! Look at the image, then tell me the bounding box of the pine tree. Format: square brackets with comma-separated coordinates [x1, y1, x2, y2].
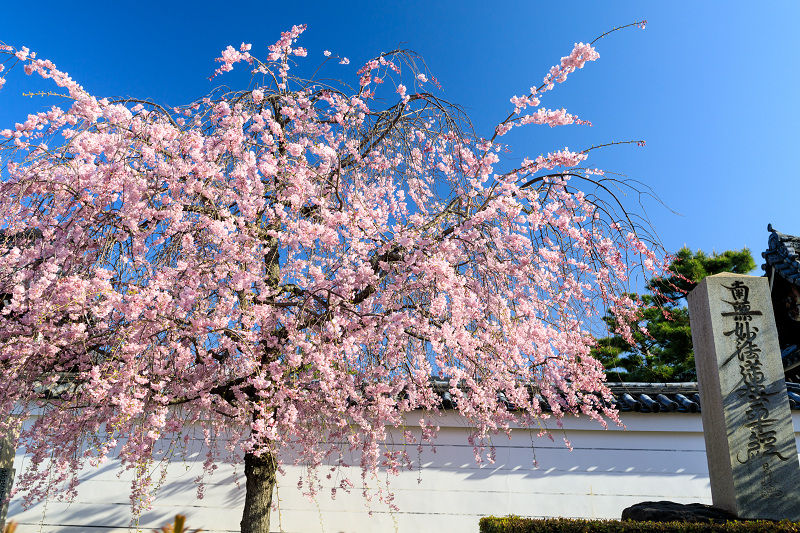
[594, 247, 756, 382]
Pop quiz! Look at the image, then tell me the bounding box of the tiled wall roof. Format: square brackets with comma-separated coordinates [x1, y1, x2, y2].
[609, 382, 800, 413]
[428, 379, 800, 414]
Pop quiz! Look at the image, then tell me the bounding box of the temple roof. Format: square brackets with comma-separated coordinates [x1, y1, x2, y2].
[762, 223, 800, 285]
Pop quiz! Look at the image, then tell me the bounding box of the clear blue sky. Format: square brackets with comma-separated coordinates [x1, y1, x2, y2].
[1, 1, 798, 273]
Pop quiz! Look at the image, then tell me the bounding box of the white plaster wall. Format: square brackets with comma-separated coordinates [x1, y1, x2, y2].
[4, 410, 746, 533]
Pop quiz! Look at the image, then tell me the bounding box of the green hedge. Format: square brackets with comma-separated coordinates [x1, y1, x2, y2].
[479, 517, 800, 533]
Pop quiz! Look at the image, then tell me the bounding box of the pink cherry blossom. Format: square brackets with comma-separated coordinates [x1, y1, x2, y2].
[0, 24, 662, 533]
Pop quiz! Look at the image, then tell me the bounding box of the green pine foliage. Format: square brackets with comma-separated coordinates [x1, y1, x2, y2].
[593, 247, 756, 382]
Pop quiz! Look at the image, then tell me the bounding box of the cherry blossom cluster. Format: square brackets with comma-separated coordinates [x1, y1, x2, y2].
[492, 41, 605, 139]
[0, 24, 662, 518]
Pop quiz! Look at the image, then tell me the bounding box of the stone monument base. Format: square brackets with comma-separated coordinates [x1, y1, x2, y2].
[622, 501, 738, 523]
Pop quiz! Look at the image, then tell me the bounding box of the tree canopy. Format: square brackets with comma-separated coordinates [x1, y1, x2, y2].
[0, 24, 658, 533]
[593, 247, 756, 382]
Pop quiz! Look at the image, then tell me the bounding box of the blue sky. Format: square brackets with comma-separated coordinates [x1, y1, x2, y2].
[1, 1, 798, 274]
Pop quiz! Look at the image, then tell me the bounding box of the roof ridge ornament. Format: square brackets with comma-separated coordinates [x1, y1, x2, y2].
[763, 224, 800, 380]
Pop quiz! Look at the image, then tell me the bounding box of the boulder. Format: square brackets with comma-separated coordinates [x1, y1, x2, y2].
[622, 501, 738, 523]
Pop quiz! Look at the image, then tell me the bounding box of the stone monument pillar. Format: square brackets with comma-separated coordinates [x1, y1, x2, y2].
[0, 434, 14, 528]
[688, 273, 800, 520]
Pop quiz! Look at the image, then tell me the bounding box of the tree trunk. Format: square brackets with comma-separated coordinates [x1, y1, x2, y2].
[241, 451, 277, 533]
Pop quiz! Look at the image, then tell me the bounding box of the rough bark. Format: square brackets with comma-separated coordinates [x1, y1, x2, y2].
[241, 451, 277, 533]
